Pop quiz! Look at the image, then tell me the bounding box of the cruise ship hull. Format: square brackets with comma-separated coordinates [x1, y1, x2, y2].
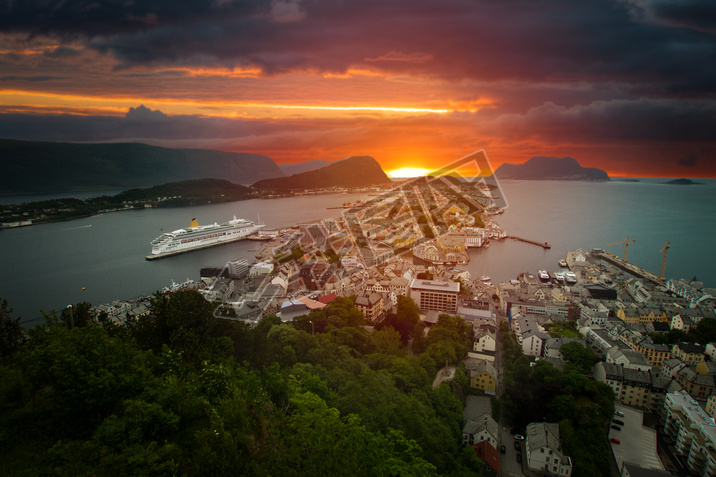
[146, 217, 263, 260]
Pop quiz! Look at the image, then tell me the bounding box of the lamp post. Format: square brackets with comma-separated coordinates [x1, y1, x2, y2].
[67, 304, 74, 329]
[309, 320, 315, 336]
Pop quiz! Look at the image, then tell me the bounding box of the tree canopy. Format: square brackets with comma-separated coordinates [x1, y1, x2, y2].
[0, 293, 482, 476]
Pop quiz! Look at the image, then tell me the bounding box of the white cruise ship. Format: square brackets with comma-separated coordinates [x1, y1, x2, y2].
[147, 216, 263, 259]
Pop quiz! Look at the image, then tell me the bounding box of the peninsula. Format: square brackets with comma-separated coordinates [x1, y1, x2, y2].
[494, 156, 610, 181]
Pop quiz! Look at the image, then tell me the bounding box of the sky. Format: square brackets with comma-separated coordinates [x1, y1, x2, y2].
[0, 0, 715, 177]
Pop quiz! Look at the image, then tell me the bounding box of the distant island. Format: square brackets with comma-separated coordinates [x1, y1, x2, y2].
[0, 139, 285, 194]
[252, 156, 392, 190]
[494, 156, 610, 181]
[662, 178, 703, 185]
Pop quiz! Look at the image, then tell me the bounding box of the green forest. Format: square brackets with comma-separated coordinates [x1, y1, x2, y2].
[498, 322, 615, 477]
[0, 294, 483, 477]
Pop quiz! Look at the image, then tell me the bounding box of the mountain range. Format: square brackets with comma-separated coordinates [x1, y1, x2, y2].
[252, 156, 392, 190]
[0, 139, 285, 194]
[494, 156, 610, 181]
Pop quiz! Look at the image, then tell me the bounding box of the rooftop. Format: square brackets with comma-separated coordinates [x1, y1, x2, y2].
[409, 278, 460, 293]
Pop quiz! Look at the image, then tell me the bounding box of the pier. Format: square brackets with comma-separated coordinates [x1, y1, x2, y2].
[507, 236, 551, 249]
[593, 252, 664, 286]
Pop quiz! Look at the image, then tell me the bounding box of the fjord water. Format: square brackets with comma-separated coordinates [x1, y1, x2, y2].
[1, 180, 715, 324]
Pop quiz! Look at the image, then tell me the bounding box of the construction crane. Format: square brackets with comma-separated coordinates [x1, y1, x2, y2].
[659, 241, 670, 279]
[606, 236, 636, 261]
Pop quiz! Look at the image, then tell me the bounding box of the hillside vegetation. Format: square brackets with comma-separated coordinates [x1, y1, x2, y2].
[0, 139, 285, 194]
[0, 294, 483, 477]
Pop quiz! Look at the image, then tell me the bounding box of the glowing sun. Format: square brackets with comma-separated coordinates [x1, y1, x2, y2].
[388, 167, 431, 178]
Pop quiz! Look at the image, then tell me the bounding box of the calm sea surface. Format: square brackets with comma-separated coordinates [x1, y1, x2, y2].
[1, 180, 715, 324]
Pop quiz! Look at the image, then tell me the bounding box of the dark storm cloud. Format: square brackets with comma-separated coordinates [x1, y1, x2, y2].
[0, 106, 279, 143]
[619, 0, 716, 33]
[43, 46, 81, 58]
[0, 0, 270, 38]
[0, 75, 65, 81]
[491, 98, 716, 143]
[1, 0, 714, 95]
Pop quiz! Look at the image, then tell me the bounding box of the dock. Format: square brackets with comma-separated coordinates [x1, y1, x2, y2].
[507, 236, 551, 249]
[593, 252, 664, 286]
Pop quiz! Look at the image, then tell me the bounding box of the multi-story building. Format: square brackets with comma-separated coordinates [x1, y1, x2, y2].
[674, 364, 715, 400]
[462, 412, 500, 474]
[593, 362, 682, 411]
[525, 422, 573, 477]
[522, 329, 550, 357]
[617, 306, 667, 325]
[606, 348, 652, 372]
[663, 391, 716, 477]
[635, 339, 672, 367]
[666, 279, 715, 308]
[584, 327, 622, 358]
[354, 292, 383, 322]
[672, 342, 706, 366]
[465, 359, 498, 395]
[408, 278, 459, 314]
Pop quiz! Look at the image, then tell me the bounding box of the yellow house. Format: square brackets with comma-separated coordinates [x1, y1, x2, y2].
[636, 340, 671, 366]
[617, 307, 667, 324]
[671, 342, 706, 366]
[466, 359, 498, 395]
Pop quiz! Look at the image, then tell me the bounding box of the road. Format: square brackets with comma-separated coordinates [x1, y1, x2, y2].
[495, 310, 526, 477]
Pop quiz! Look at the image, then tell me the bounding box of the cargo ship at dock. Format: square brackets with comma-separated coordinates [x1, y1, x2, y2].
[146, 216, 263, 260]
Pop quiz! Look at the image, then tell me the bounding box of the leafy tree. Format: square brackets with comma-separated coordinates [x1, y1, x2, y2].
[272, 389, 438, 476]
[560, 341, 599, 373]
[370, 327, 404, 356]
[20, 323, 154, 433]
[0, 299, 25, 362]
[60, 302, 97, 328]
[396, 295, 420, 323]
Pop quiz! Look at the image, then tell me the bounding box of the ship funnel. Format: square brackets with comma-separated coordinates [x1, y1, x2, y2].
[190, 218, 199, 228]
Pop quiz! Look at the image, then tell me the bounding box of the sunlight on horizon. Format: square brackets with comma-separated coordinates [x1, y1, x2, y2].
[387, 167, 431, 178]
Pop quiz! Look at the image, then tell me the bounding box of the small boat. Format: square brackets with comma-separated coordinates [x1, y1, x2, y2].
[479, 276, 491, 282]
[559, 259, 568, 267]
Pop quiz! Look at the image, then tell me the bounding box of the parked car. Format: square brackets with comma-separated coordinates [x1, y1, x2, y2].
[500, 445, 506, 454]
[615, 411, 625, 417]
[516, 453, 522, 463]
[611, 425, 621, 431]
[514, 441, 521, 451]
[612, 419, 625, 426]
[610, 438, 620, 444]
[514, 434, 525, 440]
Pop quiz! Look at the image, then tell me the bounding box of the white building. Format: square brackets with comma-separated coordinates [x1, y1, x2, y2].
[248, 260, 273, 277]
[525, 422, 572, 476]
[663, 391, 716, 476]
[462, 412, 498, 447]
[606, 348, 652, 372]
[522, 330, 550, 357]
